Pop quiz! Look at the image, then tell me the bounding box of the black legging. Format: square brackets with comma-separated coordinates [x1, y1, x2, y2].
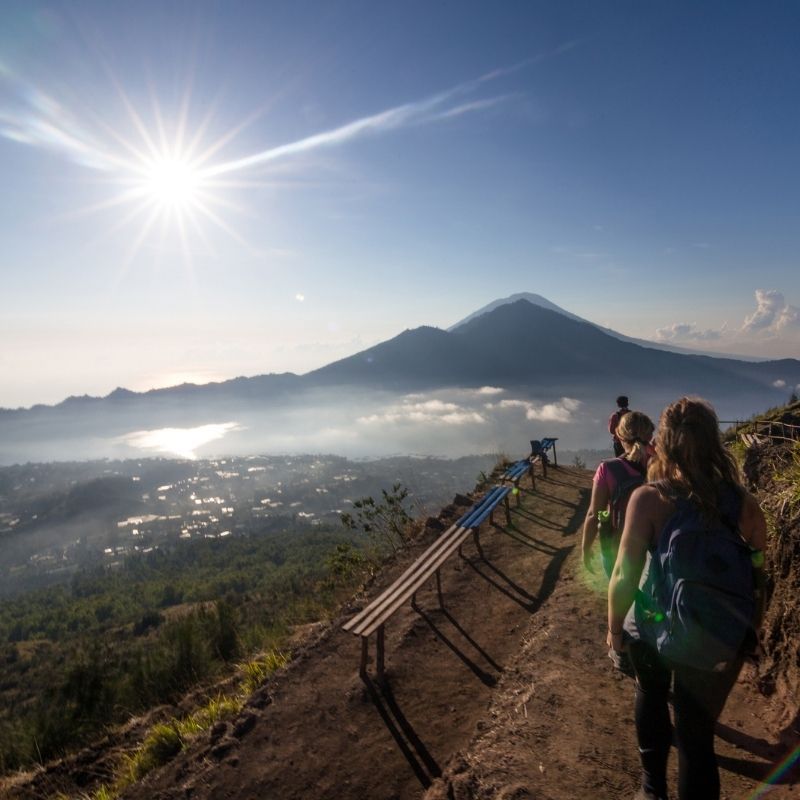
[628, 640, 743, 800]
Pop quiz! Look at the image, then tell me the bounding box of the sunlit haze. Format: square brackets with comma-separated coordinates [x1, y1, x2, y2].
[2, 1, 799, 409]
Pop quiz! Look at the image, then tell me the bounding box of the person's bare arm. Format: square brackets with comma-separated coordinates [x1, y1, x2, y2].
[582, 480, 610, 573]
[607, 485, 657, 650]
[740, 490, 768, 627]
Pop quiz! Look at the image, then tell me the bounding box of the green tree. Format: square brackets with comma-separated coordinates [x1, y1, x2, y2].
[340, 482, 413, 554]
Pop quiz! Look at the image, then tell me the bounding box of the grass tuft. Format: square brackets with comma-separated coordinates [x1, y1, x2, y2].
[774, 441, 800, 512]
[240, 649, 290, 694]
[124, 721, 183, 783]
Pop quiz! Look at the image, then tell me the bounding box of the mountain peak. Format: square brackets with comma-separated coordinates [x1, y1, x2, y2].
[448, 293, 582, 331]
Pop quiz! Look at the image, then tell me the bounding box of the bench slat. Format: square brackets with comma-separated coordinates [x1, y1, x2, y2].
[342, 522, 462, 633]
[349, 526, 473, 637]
[455, 485, 508, 528]
[343, 485, 512, 638]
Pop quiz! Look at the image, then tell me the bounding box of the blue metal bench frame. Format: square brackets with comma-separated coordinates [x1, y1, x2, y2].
[501, 458, 536, 499]
[530, 437, 559, 476]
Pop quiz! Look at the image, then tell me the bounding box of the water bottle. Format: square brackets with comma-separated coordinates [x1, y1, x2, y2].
[597, 509, 612, 539]
[636, 589, 665, 623]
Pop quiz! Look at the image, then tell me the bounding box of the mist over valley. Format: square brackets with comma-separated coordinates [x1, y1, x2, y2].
[2, 299, 798, 465]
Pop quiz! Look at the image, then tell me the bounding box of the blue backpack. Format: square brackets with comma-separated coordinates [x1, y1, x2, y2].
[635, 483, 755, 671]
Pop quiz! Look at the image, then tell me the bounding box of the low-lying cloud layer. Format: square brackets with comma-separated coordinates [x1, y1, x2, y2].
[357, 388, 582, 427]
[655, 322, 723, 343]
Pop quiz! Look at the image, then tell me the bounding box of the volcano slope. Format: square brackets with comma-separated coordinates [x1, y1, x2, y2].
[112, 463, 795, 800]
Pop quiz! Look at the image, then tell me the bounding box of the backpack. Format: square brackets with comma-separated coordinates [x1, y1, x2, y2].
[603, 458, 646, 531]
[609, 408, 629, 439]
[635, 484, 755, 671]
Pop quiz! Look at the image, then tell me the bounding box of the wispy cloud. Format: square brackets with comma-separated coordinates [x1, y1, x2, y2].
[430, 94, 516, 122]
[0, 58, 521, 179]
[0, 67, 123, 171]
[201, 72, 521, 179]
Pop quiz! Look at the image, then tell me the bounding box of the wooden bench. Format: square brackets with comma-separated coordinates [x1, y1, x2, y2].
[342, 485, 512, 682]
[740, 432, 765, 448]
[530, 437, 559, 477]
[501, 458, 536, 499]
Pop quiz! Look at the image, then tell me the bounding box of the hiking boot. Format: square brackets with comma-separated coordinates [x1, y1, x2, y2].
[608, 647, 635, 677]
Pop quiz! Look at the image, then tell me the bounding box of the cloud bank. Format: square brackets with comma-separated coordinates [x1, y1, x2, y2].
[656, 322, 723, 343]
[656, 290, 799, 350]
[359, 389, 582, 429]
[742, 290, 800, 334]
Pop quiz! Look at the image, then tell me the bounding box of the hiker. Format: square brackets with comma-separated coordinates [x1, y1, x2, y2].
[582, 410, 655, 579]
[607, 397, 767, 800]
[582, 410, 655, 675]
[608, 395, 630, 456]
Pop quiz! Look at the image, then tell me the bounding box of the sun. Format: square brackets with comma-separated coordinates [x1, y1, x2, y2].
[139, 156, 203, 210]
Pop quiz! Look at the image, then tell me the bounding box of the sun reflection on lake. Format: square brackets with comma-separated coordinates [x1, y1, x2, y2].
[121, 422, 242, 459]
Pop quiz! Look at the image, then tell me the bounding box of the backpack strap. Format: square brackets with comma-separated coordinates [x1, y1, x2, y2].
[603, 457, 646, 483]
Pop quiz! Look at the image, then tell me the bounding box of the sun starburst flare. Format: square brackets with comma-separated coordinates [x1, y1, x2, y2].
[0, 56, 537, 266]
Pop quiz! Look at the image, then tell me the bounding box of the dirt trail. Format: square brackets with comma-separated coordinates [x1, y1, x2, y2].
[116, 466, 589, 800]
[11, 465, 796, 799]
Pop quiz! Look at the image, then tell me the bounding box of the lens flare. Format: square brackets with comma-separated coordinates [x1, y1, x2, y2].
[746, 744, 800, 798]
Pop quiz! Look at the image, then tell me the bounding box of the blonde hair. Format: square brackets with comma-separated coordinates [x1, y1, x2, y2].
[616, 410, 654, 466]
[648, 396, 743, 520]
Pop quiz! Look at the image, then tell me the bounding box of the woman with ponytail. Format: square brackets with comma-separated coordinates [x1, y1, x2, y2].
[582, 410, 656, 578]
[607, 397, 767, 800]
[582, 410, 656, 674]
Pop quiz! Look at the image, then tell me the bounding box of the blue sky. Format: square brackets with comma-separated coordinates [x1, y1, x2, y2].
[1, 0, 799, 408]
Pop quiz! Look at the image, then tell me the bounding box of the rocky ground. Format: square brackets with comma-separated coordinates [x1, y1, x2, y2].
[4, 461, 798, 800]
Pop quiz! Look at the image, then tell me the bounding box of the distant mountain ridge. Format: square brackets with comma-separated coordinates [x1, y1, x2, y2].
[1, 297, 796, 414]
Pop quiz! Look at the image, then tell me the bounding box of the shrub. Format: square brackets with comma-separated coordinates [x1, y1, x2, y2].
[133, 610, 164, 636]
[340, 483, 413, 554]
